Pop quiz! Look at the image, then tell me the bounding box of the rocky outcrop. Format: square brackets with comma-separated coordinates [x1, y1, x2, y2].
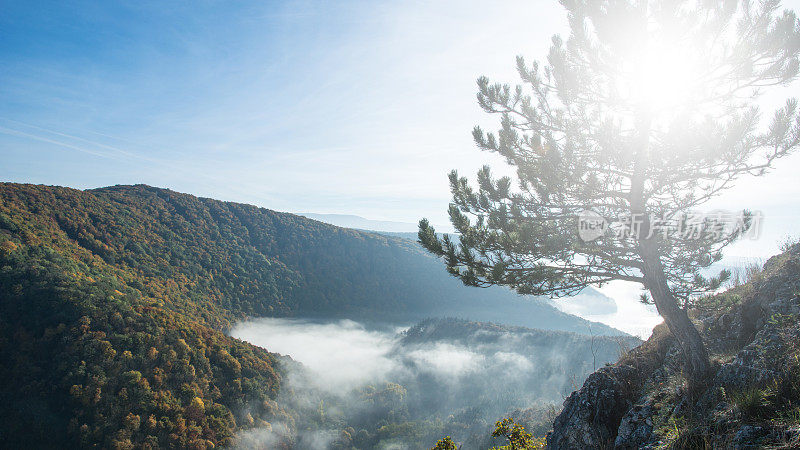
[614, 404, 656, 449]
[547, 324, 675, 449]
[547, 366, 638, 449]
[547, 244, 800, 449]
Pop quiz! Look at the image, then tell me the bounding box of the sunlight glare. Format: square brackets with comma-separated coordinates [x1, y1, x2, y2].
[624, 37, 702, 113]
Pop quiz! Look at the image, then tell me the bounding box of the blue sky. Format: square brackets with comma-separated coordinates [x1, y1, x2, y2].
[0, 0, 564, 227]
[1, 0, 799, 256]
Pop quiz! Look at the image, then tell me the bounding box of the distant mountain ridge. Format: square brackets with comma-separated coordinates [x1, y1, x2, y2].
[297, 212, 421, 233]
[369, 236, 625, 331]
[368, 230, 621, 318]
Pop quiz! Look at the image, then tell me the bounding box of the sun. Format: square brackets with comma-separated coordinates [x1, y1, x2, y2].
[630, 41, 701, 111]
[613, 23, 705, 114]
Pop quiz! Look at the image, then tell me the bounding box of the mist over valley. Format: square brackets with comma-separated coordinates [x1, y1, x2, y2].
[230, 317, 638, 449]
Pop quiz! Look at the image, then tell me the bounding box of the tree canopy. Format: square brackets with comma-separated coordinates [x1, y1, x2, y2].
[420, 0, 800, 381]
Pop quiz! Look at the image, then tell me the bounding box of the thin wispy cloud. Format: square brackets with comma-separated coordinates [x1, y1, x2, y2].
[0, 126, 120, 161]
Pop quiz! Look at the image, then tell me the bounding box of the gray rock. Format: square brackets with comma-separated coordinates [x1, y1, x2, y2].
[546, 365, 639, 449]
[614, 404, 655, 449]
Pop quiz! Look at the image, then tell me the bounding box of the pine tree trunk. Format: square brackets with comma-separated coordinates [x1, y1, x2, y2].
[630, 112, 711, 384]
[638, 235, 711, 382]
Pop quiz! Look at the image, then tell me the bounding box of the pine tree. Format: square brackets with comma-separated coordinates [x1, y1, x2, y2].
[419, 0, 800, 382]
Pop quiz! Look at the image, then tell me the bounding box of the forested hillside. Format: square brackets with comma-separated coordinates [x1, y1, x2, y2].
[0, 183, 618, 334]
[0, 182, 621, 448]
[0, 184, 293, 448]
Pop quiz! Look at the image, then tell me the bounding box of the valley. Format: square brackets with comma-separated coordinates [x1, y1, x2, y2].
[231, 317, 638, 449]
[0, 183, 629, 449]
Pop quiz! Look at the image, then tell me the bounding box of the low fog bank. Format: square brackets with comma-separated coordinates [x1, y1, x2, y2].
[232, 319, 401, 392]
[231, 317, 639, 449]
